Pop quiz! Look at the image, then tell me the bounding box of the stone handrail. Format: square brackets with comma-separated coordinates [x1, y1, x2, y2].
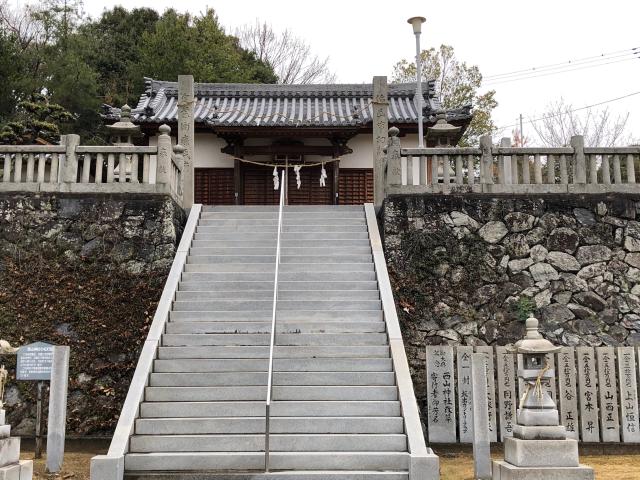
[386, 128, 639, 195]
[364, 203, 439, 480]
[0, 125, 184, 206]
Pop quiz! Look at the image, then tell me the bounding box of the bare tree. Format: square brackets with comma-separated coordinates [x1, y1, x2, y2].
[236, 21, 336, 84]
[531, 98, 633, 147]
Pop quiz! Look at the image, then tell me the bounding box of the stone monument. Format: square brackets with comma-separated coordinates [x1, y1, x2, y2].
[0, 341, 33, 480]
[491, 315, 594, 479]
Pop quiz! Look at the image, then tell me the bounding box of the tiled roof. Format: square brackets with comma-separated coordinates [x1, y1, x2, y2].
[110, 78, 472, 128]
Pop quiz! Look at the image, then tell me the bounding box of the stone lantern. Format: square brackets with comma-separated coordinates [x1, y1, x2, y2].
[425, 110, 460, 147]
[106, 104, 142, 146]
[106, 105, 143, 181]
[491, 314, 594, 479]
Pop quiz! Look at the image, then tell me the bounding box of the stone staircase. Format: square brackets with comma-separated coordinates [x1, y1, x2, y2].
[112, 204, 435, 480]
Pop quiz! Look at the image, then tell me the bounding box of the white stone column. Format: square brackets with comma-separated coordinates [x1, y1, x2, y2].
[372, 76, 388, 209]
[156, 124, 172, 187]
[46, 346, 69, 473]
[178, 75, 195, 209]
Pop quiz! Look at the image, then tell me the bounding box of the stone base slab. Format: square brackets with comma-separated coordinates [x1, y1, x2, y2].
[492, 460, 594, 480]
[0, 438, 20, 468]
[513, 424, 567, 440]
[0, 464, 19, 480]
[504, 437, 579, 467]
[18, 460, 32, 480]
[0, 427, 9, 440]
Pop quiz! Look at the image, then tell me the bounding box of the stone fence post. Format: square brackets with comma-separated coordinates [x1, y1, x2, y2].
[385, 127, 402, 187]
[156, 124, 172, 186]
[479, 135, 493, 184]
[571, 135, 586, 184]
[173, 144, 185, 198]
[62, 134, 80, 183]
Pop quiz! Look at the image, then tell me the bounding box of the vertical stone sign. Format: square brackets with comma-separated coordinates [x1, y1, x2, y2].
[178, 75, 194, 209]
[456, 346, 473, 443]
[495, 347, 517, 441]
[557, 347, 580, 440]
[544, 352, 557, 402]
[46, 346, 70, 473]
[372, 76, 388, 208]
[618, 347, 640, 442]
[425, 346, 456, 442]
[475, 346, 497, 442]
[471, 353, 492, 480]
[576, 347, 600, 442]
[596, 347, 620, 442]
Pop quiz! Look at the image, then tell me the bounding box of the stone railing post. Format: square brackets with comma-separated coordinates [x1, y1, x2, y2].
[156, 124, 172, 186]
[500, 137, 512, 185]
[386, 127, 402, 187]
[172, 144, 185, 198]
[62, 134, 80, 183]
[570, 135, 586, 184]
[372, 76, 389, 208]
[479, 135, 494, 184]
[178, 75, 194, 209]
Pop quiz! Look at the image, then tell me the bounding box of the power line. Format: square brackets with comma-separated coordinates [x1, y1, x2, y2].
[497, 90, 640, 131]
[484, 55, 640, 86]
[484, 47, 637, 80]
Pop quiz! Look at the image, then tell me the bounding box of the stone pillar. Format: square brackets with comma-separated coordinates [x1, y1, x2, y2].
[156, 124, 172, 187]
[385, 127, 402, 187]
[479, 135, 493, 184]
[62, 134, 80, 183]
[372, 76, 389, 209]
[570, 135, 586, 184]
[178, 75, 195, 209]
[46, 346, 70, 473]
[471, 353, 492, 480]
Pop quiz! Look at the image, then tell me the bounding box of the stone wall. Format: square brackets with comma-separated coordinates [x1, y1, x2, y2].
[0, 193, 186, 436]
[382, 194, 640, 415]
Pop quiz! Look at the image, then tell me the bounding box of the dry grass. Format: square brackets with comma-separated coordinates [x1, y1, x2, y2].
[18, 440, 640, 480]
[438, 451, 640, 480]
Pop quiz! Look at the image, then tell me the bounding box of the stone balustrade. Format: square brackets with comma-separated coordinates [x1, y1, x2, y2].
[0, 125, 185, 207]
[385, 128, 640, 195]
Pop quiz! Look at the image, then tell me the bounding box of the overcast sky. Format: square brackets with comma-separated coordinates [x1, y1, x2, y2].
[81, 0, 640, 142]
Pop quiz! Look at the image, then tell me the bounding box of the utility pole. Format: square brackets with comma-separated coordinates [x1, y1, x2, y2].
[519, 113, 524, 146]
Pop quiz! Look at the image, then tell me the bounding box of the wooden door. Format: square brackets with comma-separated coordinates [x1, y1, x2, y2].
[242, 164, 333, 205]
[194, 168, 235, 205]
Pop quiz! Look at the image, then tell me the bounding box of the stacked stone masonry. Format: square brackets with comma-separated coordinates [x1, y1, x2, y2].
[382, 194, 640, 419]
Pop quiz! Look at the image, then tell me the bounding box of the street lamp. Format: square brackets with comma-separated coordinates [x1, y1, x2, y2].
[407, 16, 426, 148]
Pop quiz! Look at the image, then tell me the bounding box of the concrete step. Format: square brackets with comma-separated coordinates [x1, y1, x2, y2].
[124, 471, 407, 480]
[188, 247, 372, 256]
[152, 358, 392, 372]
[182, 271, 376, 281]
[200, 211, 365, 219]
[164, 321, 386, 335]
[198, 218, 366, 226]
[174, 290, 380, 301]
[177, 281, 379, 291]
[171, 300, 382, 312]
[203, 205, 364, 212]
[125, 452, 408, 472]
[157, 345, 389, 359]
[183, 263, 374, 273]
[190, 239, 371, 248]
[139, 401, 401, 418]
[186, 255, 373, 264]
[197, 225, 367, 233]
[161, 333, 388, 346]
[134, 417, 404, 435]
[129, 433, 407, 453]
[148, 372, 396, 387]
[193, 232, 370, 241]
[169, 310, 383, 322]
[144, 386, 398, 402]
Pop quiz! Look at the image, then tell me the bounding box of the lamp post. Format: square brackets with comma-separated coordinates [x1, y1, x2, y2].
[407, 16, 426, 148]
